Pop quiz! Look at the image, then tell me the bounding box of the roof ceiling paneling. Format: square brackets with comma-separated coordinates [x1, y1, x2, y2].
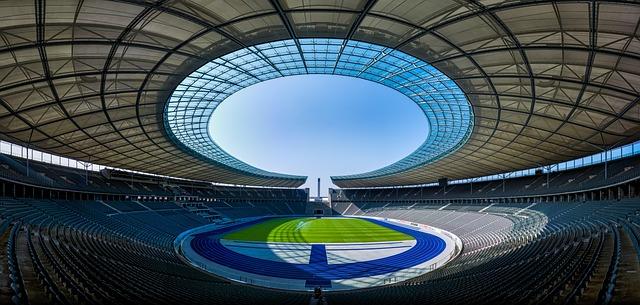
[0, 0, 637, 188]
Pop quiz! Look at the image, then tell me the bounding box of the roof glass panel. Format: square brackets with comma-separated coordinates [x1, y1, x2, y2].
[166, 38, 473, 182]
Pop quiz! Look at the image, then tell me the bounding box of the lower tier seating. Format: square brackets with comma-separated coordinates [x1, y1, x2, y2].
[0, 198, 638, 304]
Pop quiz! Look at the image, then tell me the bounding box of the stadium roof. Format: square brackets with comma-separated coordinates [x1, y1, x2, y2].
[0, 0, 639, 188]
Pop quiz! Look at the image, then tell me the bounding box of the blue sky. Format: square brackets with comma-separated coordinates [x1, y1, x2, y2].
[209, 75, 429, 196]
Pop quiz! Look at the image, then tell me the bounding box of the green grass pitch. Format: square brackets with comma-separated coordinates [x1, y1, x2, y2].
[222, 217, 414, 243]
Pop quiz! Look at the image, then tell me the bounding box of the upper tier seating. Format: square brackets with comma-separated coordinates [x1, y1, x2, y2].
[0, 154, 309, 202]
[331, 155, 640, 202]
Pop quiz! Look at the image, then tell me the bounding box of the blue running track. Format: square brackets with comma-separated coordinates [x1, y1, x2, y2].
[189, 218, 446, 284]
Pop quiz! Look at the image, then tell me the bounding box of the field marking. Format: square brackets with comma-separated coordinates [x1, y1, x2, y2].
[294, 219, 308, 231]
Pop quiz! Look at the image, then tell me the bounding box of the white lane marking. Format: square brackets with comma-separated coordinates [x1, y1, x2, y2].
[478, 203, 495, 213]
[438, 203, 452, 210]
[515, 202, 538, 215]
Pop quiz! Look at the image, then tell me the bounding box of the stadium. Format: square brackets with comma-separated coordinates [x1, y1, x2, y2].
[0, 0, 639, 304]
